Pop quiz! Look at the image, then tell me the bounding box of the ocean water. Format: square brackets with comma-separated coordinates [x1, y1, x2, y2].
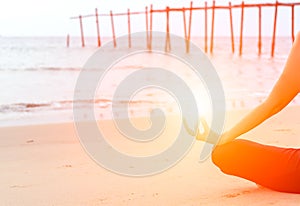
[0, 36, 299, 126]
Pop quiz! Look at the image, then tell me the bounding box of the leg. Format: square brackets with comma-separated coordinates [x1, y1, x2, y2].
[212, 139, 300, 193]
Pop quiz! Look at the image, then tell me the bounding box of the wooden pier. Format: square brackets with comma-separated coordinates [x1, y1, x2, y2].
[70, 1, 300, 57]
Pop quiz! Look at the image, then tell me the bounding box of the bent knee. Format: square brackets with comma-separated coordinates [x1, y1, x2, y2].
[211, 141, 244, 174]
[211, 145, 224, 168]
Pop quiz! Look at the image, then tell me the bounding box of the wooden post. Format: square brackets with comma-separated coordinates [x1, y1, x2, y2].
[183, 9, 187, 39]
[145, 6, 149, 49]
[110, 10, 117, 48]
[149, 4, 153, 51]
[229, 2, 235, 53]
[187, 1, 193, 53]
[210, 1, 215, 54]
[271, 1, 278, 57]
[79, 15, 85, 47]
[165, 6, 171, 52]
[127, 9, 131, 48]
[95, 8, 101, 47]
[258, 5, 262, 55]
[239, 1, 244, 56]
[183, 8, 188, 52]
[204, 1, 208, 53]
[291, 4, 295, 42]
[66, 34, 70, 47]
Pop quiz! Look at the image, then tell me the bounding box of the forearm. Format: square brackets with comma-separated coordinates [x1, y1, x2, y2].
[218, 101, 276, 144]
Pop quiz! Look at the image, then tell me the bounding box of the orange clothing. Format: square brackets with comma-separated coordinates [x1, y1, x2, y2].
[212, 139, 300, 193]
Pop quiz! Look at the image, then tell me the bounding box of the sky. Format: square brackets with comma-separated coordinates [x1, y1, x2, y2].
[0, 0, 299, 37]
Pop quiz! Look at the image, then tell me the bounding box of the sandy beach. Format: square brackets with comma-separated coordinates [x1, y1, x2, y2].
[1, 105, 300, 205]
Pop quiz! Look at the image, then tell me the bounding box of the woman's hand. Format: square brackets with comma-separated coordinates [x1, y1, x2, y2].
[183, 117, 209, 141]
[183, 117, 226, 145]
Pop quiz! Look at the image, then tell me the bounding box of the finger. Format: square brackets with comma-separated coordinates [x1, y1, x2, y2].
[195, 117, 209, 141]
[195, 132, 205, 141]
[199, 117, 209, 137]
[183, 117, 196, 136]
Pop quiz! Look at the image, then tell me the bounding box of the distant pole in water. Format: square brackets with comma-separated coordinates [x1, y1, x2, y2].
[145, 6, 149, 49]
[110, 10, 117, 48]
[66, 34, 70, 47]
[165, 6, 171, 52]
[149, 4, 153, 51]
[182, 8, 188, 52]
[291, 4, 295, 42]
[239, 1, 244, 56]
[95, 8, 101, 47]
[79, 15, 85, 47]
[229, 1, 235, 54]
[187, 1, 193, 53]
[271, 1, 278, 57]
[210, 0, 215, 54]
[204, 1, 208, 53]
[258, 5, 262, 55]
[127, 8, 131, 48]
